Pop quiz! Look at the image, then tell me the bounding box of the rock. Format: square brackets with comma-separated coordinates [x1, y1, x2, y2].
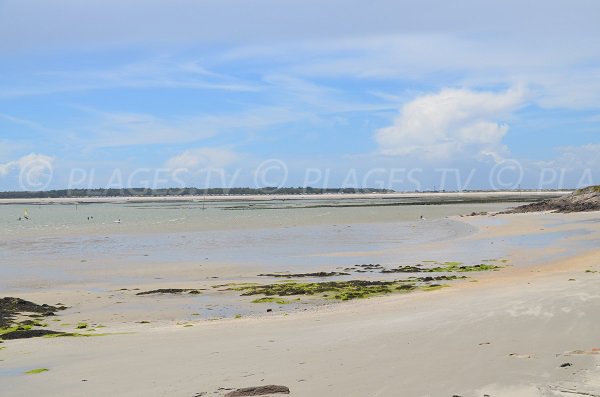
[467, 211, 488, 216]
[225, 385, 290, 396]
[504, 186, 600, 214]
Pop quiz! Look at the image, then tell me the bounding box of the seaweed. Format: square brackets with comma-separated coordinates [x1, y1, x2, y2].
[251, 297, 294, 304]
[42, 332, 112, 338]
[25, 368, 49, 375]
[1, 329, 66, 340]
[429, 263, 502, 272]
[230, 279, 453, 301]
[0, 297, 65, 328]
[136, 288, 203, 296]
[382, 262, 502, 273]
[258, 272, 350, 278]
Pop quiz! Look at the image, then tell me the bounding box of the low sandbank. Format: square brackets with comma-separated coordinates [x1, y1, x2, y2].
[0, 190, 569, 205]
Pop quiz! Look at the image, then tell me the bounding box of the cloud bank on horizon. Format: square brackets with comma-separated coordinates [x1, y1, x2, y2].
[0, 0, 598, 191]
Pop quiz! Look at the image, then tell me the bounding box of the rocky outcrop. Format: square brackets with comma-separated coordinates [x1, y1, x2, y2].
[504, 186, 600, 213]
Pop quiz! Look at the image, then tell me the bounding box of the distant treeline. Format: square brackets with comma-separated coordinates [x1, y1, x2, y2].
[0, 187, 395, 199]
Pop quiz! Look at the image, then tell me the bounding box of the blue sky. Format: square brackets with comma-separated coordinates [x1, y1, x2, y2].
[0, 0, 599, 191]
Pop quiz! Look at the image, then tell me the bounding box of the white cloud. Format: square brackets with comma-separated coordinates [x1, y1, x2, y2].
[67, 104, 319, 149]
[0, 153, 54, 176]
[165, 147, 238, 171]
[545, 144, 600, 171]
[77, 111, 215, 148]
[0, 57, 260, 99]
[0, 113, 48, 131]
[1, 1, 598, 52]
[375, 87, 526, 161]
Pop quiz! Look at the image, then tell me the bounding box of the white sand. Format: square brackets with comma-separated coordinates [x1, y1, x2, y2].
[2, 211, 600, 397]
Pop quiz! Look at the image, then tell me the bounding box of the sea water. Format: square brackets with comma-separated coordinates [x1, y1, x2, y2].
[0, 199, 522, 292]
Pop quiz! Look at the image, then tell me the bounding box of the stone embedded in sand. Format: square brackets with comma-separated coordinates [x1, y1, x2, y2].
[224, 385, 290, 396]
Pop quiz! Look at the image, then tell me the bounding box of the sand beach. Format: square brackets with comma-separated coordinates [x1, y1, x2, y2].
[1, 196, 599, 397]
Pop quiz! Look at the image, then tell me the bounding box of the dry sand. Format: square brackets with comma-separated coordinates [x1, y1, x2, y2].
[1, 211, 600, 397]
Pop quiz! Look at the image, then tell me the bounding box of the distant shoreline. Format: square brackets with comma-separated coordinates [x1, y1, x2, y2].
[0, 190, 571, 205]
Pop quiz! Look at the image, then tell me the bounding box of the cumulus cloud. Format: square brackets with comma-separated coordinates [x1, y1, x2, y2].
[375, 87, 525, 161]
[0, 153, 54, 190]
[165, 147, 238, 172]
[556, 144, 600, 168]
[0, 153, 54, 176]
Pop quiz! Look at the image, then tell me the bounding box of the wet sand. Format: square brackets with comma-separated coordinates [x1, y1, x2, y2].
[1, 210, 600, 396]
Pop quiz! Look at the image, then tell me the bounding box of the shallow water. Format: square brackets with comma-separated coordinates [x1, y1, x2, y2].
[1, 200, 598, 321]
[0, 201, 518, 292]
[0, 200, 520, 239]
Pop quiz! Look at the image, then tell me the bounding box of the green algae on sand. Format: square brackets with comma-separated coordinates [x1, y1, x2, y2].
[42, 331, 113, 339]
[230, 279, 454, 301]
[25, 368, 49, 375]
[382, 261, 502, 274]
[251, 297, 295, 304]
[430, 263, 502, 272]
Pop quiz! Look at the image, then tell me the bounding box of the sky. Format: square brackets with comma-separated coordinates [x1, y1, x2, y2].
[0, 0, 599, 191]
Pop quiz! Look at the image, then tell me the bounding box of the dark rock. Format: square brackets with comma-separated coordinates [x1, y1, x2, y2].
[504, 186, 600, 214]
[560, 362, 573, 368]
[224, 385, 290, 396]
[467, 211, 488, 216]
